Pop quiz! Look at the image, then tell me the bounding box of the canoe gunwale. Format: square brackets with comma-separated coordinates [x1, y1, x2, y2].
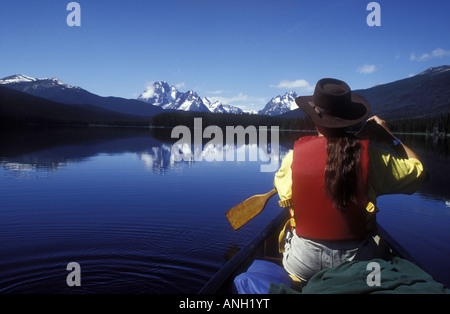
[199, 207, 433, 294]
[198, 208, 289, 294]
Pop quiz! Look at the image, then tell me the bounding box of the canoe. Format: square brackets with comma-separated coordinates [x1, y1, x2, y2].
[198, 207, 427, 294]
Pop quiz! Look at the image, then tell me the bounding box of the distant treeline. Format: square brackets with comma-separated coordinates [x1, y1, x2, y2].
[150, 111, 450, 135]
[150, 111, 315, 130]
[0, 105, 151, 128]
[388, 112, 450, 135]
[2, 81, 448, 135]
[0, 85, 151, 128]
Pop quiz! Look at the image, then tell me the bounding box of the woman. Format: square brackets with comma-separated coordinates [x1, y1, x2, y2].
[274, 78, 427, 282]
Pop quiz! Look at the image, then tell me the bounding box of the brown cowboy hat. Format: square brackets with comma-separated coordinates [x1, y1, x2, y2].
[295, 78, 370, 128]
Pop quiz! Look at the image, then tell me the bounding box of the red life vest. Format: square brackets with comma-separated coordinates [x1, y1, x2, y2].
[291, 136, 369, 241]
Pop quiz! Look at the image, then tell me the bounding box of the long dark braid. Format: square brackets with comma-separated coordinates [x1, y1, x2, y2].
[324, 135, 363, 212]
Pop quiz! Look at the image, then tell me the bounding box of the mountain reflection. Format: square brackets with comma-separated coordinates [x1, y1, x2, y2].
[0, 126, 163, 173]
[0, 126, 448, 200]
[0, 126, 294, 174]
[137, 144, 175, 172]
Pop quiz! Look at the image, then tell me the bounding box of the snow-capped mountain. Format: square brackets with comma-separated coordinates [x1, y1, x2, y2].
[0, 74, 37, 84]
[0, 74, 81, 93]
[416, 65, 450, 77]
[0, 74, 163, 116]
[202, 97, 244, 114]
[167, 90, 211, 112]
[258, 91, 298, 116]
[137, 81, 181, 108]
[137, 81, 243, 114]
[138, 82, 210, 112]
[215, 104, 244, 114]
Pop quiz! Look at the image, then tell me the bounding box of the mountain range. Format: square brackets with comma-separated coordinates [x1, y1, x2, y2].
[0, 84, 152, 127]
[0, 76, 245, 116]
[1, 65, 449, 124]
[0, 75, 163, 117]
[258, 91, 299, 116]
[355, 66, 450, 120]
[280, 65, 450, 120]
[137, 81, 244, 114]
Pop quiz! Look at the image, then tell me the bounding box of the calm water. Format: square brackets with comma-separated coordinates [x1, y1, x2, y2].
[0, 126, 449, 293]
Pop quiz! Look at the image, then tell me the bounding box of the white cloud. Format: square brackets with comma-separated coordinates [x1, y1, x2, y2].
[140, 81, 156, 98]
[175, 82, 185, 89]
[270, 79, 314, 92]
[209, 92, 248, 104]
[410, 48, 450, 62]
[140, 81, 185, 97]
[357, 64, 377, 74]
[206, 90, 225, 95]
[207, 92, 267, 110]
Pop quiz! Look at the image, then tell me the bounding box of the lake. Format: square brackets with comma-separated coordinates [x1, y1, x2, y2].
[0, 126, 449, 293]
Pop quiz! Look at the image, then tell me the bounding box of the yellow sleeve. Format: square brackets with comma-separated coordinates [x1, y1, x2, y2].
[368, 146, 427, 201]
[274, 150, 293, 207]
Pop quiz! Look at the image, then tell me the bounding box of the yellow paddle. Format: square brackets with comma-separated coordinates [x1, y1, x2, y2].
[225, 189, 277, 230]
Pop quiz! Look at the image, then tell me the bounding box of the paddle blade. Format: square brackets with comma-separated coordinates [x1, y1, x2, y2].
[226, 189, 277, 230]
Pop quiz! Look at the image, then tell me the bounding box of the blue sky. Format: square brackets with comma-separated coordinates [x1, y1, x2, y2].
[1, 0, 449, 111]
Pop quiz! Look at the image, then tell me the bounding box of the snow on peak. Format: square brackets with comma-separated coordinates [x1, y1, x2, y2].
[0, 74, 37, 84]
[258, 91, 298, 116]
[417, 65, 450, 76]
[0, 74, 80, 89]
[137, 81, 243, 114]
[138, 81, 181, 108]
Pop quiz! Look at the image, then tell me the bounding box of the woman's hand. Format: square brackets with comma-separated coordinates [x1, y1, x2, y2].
[357, 116, 421, 160]
[356, 116, 396, 143]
